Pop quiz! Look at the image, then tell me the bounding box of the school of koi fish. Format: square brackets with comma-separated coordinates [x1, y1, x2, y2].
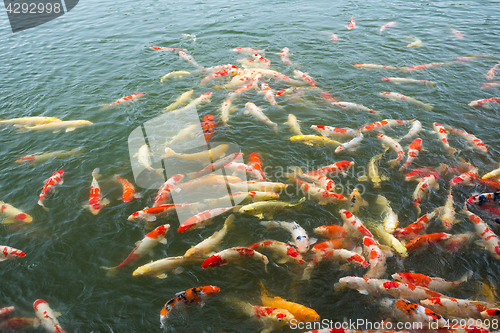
[2, 16, 500, 333]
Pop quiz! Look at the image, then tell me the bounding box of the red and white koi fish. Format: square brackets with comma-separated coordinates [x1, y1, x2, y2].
[422, 297, 495, 319]
[287, 168, 335, 191]
[462, 206, 500, 259]
[232, 47, 265, 54]
[449, 27, 464, 38]
[259, 83, 281, 107]
[293, 70, 316, 87]
[433, 122, 458, 155]
[323, 31, 338, 41]
[481, 82, 500, 89]
[38, 170, 64, 209]
[251, 54, 271, 68]
[276, 86, 311, 97]
[481, 308, 500, 318]
[486, 63, 500, 80]
[379, 298, 446, 328]
[260, 221, 317, 253]
[186, 153, 243, 181]
[466, 191, 500, 207]
[394, 210, 437, 241]
[348, 188, 369, 214]
[380, 21, 396, 33]
[285, 114, 303, 136]
[360, 119, 411, 133]
[101, 93, 145, 110]
[202, 247, 269, 271]
[312, 240, 344, 252]
[178, 206, 239, 233]
[33, 299, 66, 333]
[354, 63, 401, 70]
[400, 120, 422, 141]
[244, 102, 278, 132]
[347, 17, 355, 30]
[382, 77, 434, 86]
[307, 161, 354, 177]
[314, 225, 347, 239]
[0, 306, 14, 321]
[406, 232, 451, 252]
[178, 51, 201, 68]
[444, 125, 487, 153]
[469, 97, 500, 108]
[128, 204, 190, 223]
[311, 125, 359, 138]
[249, 239, 305, 264]
[376, 133, 404, 167]
[248, 152, 266, 180]
[0, 245, 25, 261]
[334, 276, 390, 296]
[405, 63, 446, 71]
[399, 138, 422, 171]
[392, 272, 471, 292]
[150, 46, 186, 52]
[380, 92, 433, 110]
[224, 161, 264, 181]
[102, 224, 169, 276]
[153, 174, 184, 207]
[197, 64, 236, 74]
[280, 47, 291, 64]
[160, 286, 220, 329]
[331, 101, 379, 114]
[114, 175, 140, 202]
[450, 170, 478, 187]
[87, 168, 109, 215]
[15, 148, 82, 165]
[200, 66, 239, 86]
[294, 178, 345, 205]
[413, 174, 439, 213]
[303, 248, 368, 279]
[339, 209, 374, 238]
[381, 281, 445, 302]
[443, 232, 477, 252]
[335, 134, 364, 153]
[0, 202, 32, 224]
[363, 236, 386, 278]
[455, 54, 493, 62]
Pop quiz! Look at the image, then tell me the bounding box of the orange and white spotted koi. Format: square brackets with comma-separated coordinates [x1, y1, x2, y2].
[405, 63, 446, 71]
[259, 83, 281, 107]
[462, 206, 500, 259]
[198, 64, 236, 74]
[331, 101, 379, 114]
[293, 70, 316, 87]
[481, 82, 500, 89]
[444, 125, 487, 153]
[486, 63, 500, 80]
[469, 97, 500, 108]
[101, 93, 145, 110]
[33, 300, 66, 333]
[392, 272, 471, 293]
[381, 281, 445, 302]
[251, 54, 271, 68]
[87, 168, 110, 215]
[0, 245, 25, 261]
[359, 119, 411, 133]
[127, 204, 191, 223]
[394, 210, 437, 241]
[160, 286, 220, 329]
[177, 206, 240, 233]
[313, 225, 347, 239]
[231, 47, 265, 54]
[412, 173, 439, 213]
[433, 122, 458, 155]
[422, 297, 495, 319]
[335, 134, 364, 154]
[339, 209, 374, 238]
[379, 298, 446, 328]
[353, 63, 401, 70]
[249, 240, 305, 264]
[379, 21, 396, 33]
[260, 221, 317, 253]
[0, 202, 32, 224]
[312, 240, 344, 253]
[0, 306, 14, 321]
[406, 232, 451, 252]
[202, 247, 269, 271]
[114, 175, 140, 202]
[38, 170, 64, 209]
[280, 47, 291, 64]
[347, 17, 355, 30]
[376, 133, 404, 167]
[286, 167, 335, 191]
[382, 77, 434, 86]
[303, 248, 368, 279]
[400, 120, 422, 142]
[153, 174, 184, 207]
[449, 27, 464, 38]
[178, 51, 201, 68]
[308, 161, 355, 177]
[244, 102, 278, 133]
[224, 161, 265, 181]
[294, 178, 345, 205]
[450, 170, 478, 187]
[276, 86, 310, 97]
[150, 46, 186, 52]
[399, 138, 422, 171]
[363, 236, 386, 278]
[380, 92, 433, 110]
[311, 125, 359, 138]
[439, 189, 457, 230]
[200, 66, 240, 86]
[248, 152, 266, 180]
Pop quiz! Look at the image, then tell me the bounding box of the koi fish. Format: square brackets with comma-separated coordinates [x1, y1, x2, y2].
[244, 102, 278, 133]
[462, 206, 500, 259]
[359, 119, 411, 133]
[377, 133, 404, 167]
[312, 125, 359, 138]
[450, 171, 478, 187]
[380, 21, 396, 33]
[259, 83, 281, 107]
[178, 206, 239, 233]
[224, 161, 265, 181]
[284, 114, 303, 135]
[38, 170, 64, 209]
[443, 232, 477, 253]
[382, 77, 434, 86]
[160, 70, 190, 83]
[358, 151, 389, 188]
[486, 63, 500, 80]
[184, 214, 234, 258]
[260, 282, 319, 322]
[133, 255, 203, 278]
[400, 120, 422, 141]
[251, 54, 271, 68]
[102, 224, 169, 276]
[16, 120, 93, 133]
[101, 93, 145, 109]
[433, 122, 458, 155]
[286, 167, 335, 191]
[293, 178, 345, 205]
[239, 198, 304, 219]
[466, 191, 500, 207]
[392, 271, 471, 292]
[114, 175, 140, 202]
[178, 51, 201, 68]
[0, 316, 36, 332]
[482, 164, 500, 180]
[412, 173, 439, 213]
[15, 147, 82, 165]
[376, 195, 398, 233]
[293, 70, 316, 87]
[260, 221, 316, 253]
[160, 286, 220, 329]
[230, 181, 288, 193]
[394, 210, 437, 241]
[163, 143, 228, 162]
[323, 31, 338, 41]
[406, 37, 422, 47]
[149, 46, 186, 51]
[202, 247, 269, 271]
[331, 101, 379, 114]
[249, 240, 305, 264]
[381, 281, 445, 302]
[363, 236, 386, 278]
[421, 297, 495, 319]
[399, 138, 422, 171]
[481, 82, 500, 89]
[181, 33, 196, 41]
[379, 92, 433, 110]
[0, 202, 32, 224]
[135, 144, 164, 176]
[87, 168, 110, 215]
[280, 47, 291, 64]
[249, 152, 266, 180]
[405, 63, 446, 71]
[171, 92, 212, 114]
[0, 245, 25, 261]
[303, 248, 369, 279]
[468, 97, 500, 108]
[200, 66, 239, 86]
[444, 125, 487, 153]
[186, 152, 243, 180]
[33, 299, 66, 333]
[347, 17, 355, 30]
[0, 117, 61, 126]
[313, 225, 347, 239]
[374, 225, 408, 257]
[308, 161, 354, 177]
[290, 135, 341, 148]
[379, 298, 446, 328]
[0, 306, 14, 321]
[128, 204, 189, 223]
[449, 27, 464, 38]
[335, 134, 364, 154]
[163, 90, 193, 112]
[348, 188, 368, 213]
[354, 63, 402, 70]
[339, 209, 374, 239]
[438, 189, 457, 230]
[405, 232, 451, 252]
[231, 47, 265, 54]
[481, 309, 500, 318]
[334, 276, 389, 295]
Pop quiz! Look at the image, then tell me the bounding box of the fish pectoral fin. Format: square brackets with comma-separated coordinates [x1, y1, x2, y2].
[358, 175, 368, 182]
[310, 237, 317, 245]
[155, 273, 168, 279]
[101, 198, 111, 207]
[174, 267, 184, 274]
[65, 127, 76, 132]
[53, 311, 62, 317]
[145, 215, 157, 223]
[159, 237, 168, 244]
[358, 289, 369, 295]
[381, 175, 390, 181]
[255, 213, 265, 219]
[135, 240, 143, 247]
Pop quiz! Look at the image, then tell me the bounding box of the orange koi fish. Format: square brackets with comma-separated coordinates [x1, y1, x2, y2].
[114, 175, 140, 202]
[101, 92, 145, 109]
[87, 168, 110, 215]
[201, 114, 218, 142]
[469, 97, 500, 108]
[313, 225, 347, 239]
[379, 298, 446, 328]
[405, 232, 451, 252]
[0, 245, 25, 261]
[347, 17, 355, 30]
[392, 271, 471, 292]
[38, 170, 64, 209]
[248, 152, 267, 180]
[249, 240, 305, 264]
[127, 204, 191, 223]
[307, 161, 354, 177]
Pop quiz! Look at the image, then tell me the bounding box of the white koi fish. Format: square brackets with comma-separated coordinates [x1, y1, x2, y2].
[444, 125, 487, 153]
[335, 134, 364, 153]
[163, 90, 194, 112]
[244, 102, 278, 133]
[280, 47, 291, 64]
[220, 96, 236, 128]
[406, 36, 422, 47]
[16, 120, 93, 133]
[171, 92, 212, 114]
[251, 54, 271, 68]
[229, 181, 288, 193]
[433, 122, 458, 155]
[331, 101, 379, 114]
[382, 77, 434, 86]
[133, 255, 204, 278]
[363, 236, 386, 278]
[413, 174, 439, 214]
[160, 71, 190, 83]
[284, 114, 303, 135]
[135, 144, 164, 175]
[0, 117, 61, 126]
[376, 195, 398, 233]
[248, 240, 305, 264]
[186, 153, 243, 180]
[260, 221, 316, 253]
[422, 297, 496, 319]
[184, 215, 234, 258]
[380, 21, 396, 33]
[164, 124, 200, 147]
[33, 300, 66, 333]
[178, 51, 201, 68]
[334, 276, 389, 295]
[379, 298, 446, 328]
[87, 168, 110, 215]
[468, 97, 500, 108]
[312, 125, 359, 138]
[231, 47, 265, 54]
[439, 189, 457, 230]
[354, 63, 403, 70]
[400, 120, 422, 141]
[377, 133, 404, 167]
[379, 92, 433, 110]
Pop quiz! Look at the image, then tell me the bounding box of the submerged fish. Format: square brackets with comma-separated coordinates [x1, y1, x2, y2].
[0, 201, 33, 224]
[239, 198, 304, 219]
[16, 120, 93, 133]
[101, 93, 145, 109]
[16, 148, 83, 165]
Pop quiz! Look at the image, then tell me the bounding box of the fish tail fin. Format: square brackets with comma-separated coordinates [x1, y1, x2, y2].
[273, 123, 279, 133]
[15, 126, 29, 133]
[424, 104, 434, 111]
[101, 104, 109, 110]
[224, 214, 235, 229]
[428, 81, 435, 87]
[456, 270, 473, 284]
[38, 201, 49, 211]
[375, 195, 389, 207]
[293, 197, 305, 211]
[92, 168, 100, 179]
[388, 159, 399, 168]
[100, 266, 120, 277]
[370, 110, 381, 116]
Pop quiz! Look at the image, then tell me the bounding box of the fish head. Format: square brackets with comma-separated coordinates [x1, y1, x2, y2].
[132, 265, 151, 277]
[128, 212, 140, 221]
[298, 309, 320, 322]
[201, 285, 220, 296]
[202, 255, 225, 269]
[16, 155, 35, 163]
[160, 307, 169, 328]
[270, 309, 295, 326]
[238, 206, 256, 215]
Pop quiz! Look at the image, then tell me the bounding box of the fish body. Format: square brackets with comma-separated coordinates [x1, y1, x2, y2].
[466, 191, 500, 207]
[15, 148, 82, 165]
[358, 151, 388, 188]
[481, 82, 500, 89]
[392, 272, 471, 292]
[239, 198, 304, 219]
[178, 51, 201, 68]
[312, 125, 359, 138]
[405, 63, 446, 71]
[171, 92, 212, 114]
[0, 306, 14, 321]
[224, 161, 264, 181]
[248, 152, 266, 180]
[331, 101, 379, 114]
[249, 240, 305, 264]
[462, 207, 500, 259]
[449, 27, 464, 38]
[444, 125, 487, 153]
[251, 54, 271, 68]
[0, 202, 32, 224]
[294, 178, 345, 205]
[200, 66, 239, 86]
[399, 138, 422, 171]
[0, 316, 36, 331]
[482, 164, 500, 180]
[220, 96, 235, 128]
[412, 173, 439, 212]
[150, 46, 186, 51]
[280, 47, 291, 64]
[102, 93, 145, 109]
[184, 215, 234, 258]
[260, 283, 319, 322]
[382, 77, 433, 86]
[377, 133, 404, 167]
[335, 134, 364, 154]
[160, 286, 220, 329]
[33, 300, 66, 333]
[359, 119, 411, 133]
[421, 297, 496, 319]
[468, 97, 500, 108]
[405, 232, 451, 252]
[136, 144, 164, 176]
[363, 236, 386, 278]
[0, 245, 26, 261]
[304, 248, 368, 280]
[290, 135, 341, 148]
[259, 221, 316, 253]
[339, 209, 374, 238]
[260, 83, 280, 107]
[230, 181, 288, 193]
[87, 168, 110, 215]
[348, 188, 368, 213]
[333, 276, 388, 295]
[440, 189, 457, 230]
[163, 143, 228, 162]
[376, 195, 398, 233]
[285, 114, 303, 135]
[288, 168, 335, 192]
[186, 153, 243, 180]
[38, 170, 64, 208]
[450, 171, 478, 187]
[0, 117, 61, 126]
[115, 175, 140, 202]
[380, 21, 396, 33]
[163, 90, 194, 112]
[231, 47, 265, 54]
[244, 102, 278, 133]
[153, 174, 185, 207]
[133, 256, 203, 278]
[375, 225, 408, 257]
[16, 120, 93, 133]
[160, 71, 190, 83]
[407, 37, 422, 47]
[313, 225, 347, 239]
[353, 63, 400, 70]
[347, 17, 355, 30]
[308, 161, 354, 177]
[400, 120, 422, 142]
[486, 63, 500, 80]
[202, 247, 269, 271]
[379, 298, 446, 327]
[381, 281, 444, 302]
[394, 210, 436, 241]
[230, 298, 294, 333]
[293, 70, 316, 87]
[178, 207, 238, 233]
[127, 204, 189, 223]
[380, 92, 433, 110]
